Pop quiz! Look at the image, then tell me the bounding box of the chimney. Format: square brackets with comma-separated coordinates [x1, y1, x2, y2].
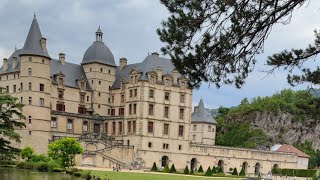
[41, 37, 47, 51]
[2, 58, 8, 71]
[12, 57, 17, 69]
[59, 53, 65, 64]
[119, 57, 127, 69]
[151, 52, 159, 57]
[157, 65, 162, 81]
[194, 106, 199, 113]
[172, 69, 178, 84]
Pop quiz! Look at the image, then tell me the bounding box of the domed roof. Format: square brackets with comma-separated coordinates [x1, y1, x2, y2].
[82, 27, 116, 66]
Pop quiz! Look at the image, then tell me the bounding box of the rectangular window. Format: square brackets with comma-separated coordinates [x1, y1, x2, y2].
[28, 116, 32, 123]
[58, 90, 64, 99]
[87, 96, 89, 102]
[6, 86, 9, 93]
[165, 92, 170, 101]
[121, 94, 124, 103]
[149, 89, 154, 98]
[51, 117, 57, 128]
[163, 143, 169, 149]
[119, 108, 125, 116]
[80, 82, 85, 89]
[105, 122, 108, 134]
[193, 135, 196, 141]
[148, 142, 152, 148]
[112, 122, 116, 134]
[78, 106, 86, 114]
[148, 121, 154, 133]
[28, 68, 32, 76]
[178, 145, 182, 150]
[134, 89, 137, 97]
[129, 90, 133, 97]
[148, 104, 154, 116]
[128, 121, 132, 133]
[39, 98, 44, 107]
[193, 125, 197, 131]
[28, 97, 32, 105]
[178, 125, 184, 137]
[133, 104, 137, 114]
[111, 95, 114, 103]
[180, 94, 185, 103]
[164, 106, 169, 118]
[132, 121, 136, 134]
[164, 123, 169, 135]
[111, 109, 115, 116]
[20, 97, 23, 103]
[67, 119, 73, 130]
[20, 83, 23, 91]
[208, 125, 211, 132]
[28, 82, 32, 91]
[13, 85, 16, 93]
[56, 103, 65, 112]
[40, 84, 44, 92]
[94, 123, 100, 133]
[129, 104, 132, 115]
[179, 108, 184, 119]
[80, 94, 85, 103]
[83, 121, 88, 132]
[119, 122, 123, 135]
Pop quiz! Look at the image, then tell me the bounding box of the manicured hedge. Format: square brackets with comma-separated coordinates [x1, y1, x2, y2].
[272, 168, 316, 177]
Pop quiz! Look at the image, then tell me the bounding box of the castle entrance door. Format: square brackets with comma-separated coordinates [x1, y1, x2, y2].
[94, 123, 100, 133]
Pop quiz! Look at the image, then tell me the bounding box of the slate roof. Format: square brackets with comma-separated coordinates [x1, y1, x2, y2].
[272, 144, 310, 158]
[112, 54, 180, 89]
[20, 15, 50, 59]
[51, 60, 92, 90]
[0, 49, 22, 74]
[191, 99, 217, 124]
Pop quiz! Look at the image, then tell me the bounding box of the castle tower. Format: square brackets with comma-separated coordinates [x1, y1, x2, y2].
[19, 15, 52, 153]
[190, 98, 217, 145]
[81, 27, 116, 116]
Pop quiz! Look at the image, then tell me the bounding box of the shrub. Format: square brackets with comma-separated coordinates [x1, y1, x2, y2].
[239, 167, 245, 176]
[81, 170, 92, 180]
[198, 165, 203, 172]
[73, 172, 82, 177]
[232, 167, 238, 176]
[30, 154, 49, 163]
[183, 166, 189, 174]
[205, 166, 212, 176]
[0, 160, 16, 165]
[20, 146, 35, 161]
[271, 167, 281, 175]
[36, 162, 49, 172]
[163, 164, 170, 173]
[169, 164, 176, 173]
[66, 168, 79, 174]
[151, 162, 158, 171]
[212, 166, 217, 174]
[17, 161, 34, 169]
[218, 166, 224, 173]
[190, 168, 194, 175]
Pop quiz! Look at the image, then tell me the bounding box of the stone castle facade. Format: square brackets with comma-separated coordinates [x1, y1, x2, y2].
[0, 16, 308, 176]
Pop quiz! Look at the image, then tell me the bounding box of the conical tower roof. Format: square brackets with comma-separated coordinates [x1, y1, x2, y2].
[20, 15, 50, 58]
[191, 98, 217, 124]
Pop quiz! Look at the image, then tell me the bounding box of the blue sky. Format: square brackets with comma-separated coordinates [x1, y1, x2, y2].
[0, 0, 319, 108]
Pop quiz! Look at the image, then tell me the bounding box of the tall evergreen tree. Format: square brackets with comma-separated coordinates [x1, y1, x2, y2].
[157, 0, 315, 89]
[0, 88, 25, 160]
[205, 166, 212, 176]
[198, 165, 203, 172]
[183, 166, 189, 174]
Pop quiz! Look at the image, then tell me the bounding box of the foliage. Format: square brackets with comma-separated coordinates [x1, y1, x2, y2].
[212, 166, 217, 174]
[218, 166, 224, 173]
[81, 170, 92, 180]
[294, 140, 320, 169]
[239, 167, 245, 176]
[205, 166, 212, 176]
[17, 160, 59, 172]
[30, 154, 49, 163]
[216, 89, 320, 149]
[163, 164, 170, 173]
[0, 160, 16, 165]
[232, 168, 238, 176]
[20, 146, 34, 161]
[158, 0, 308, 88]
[169, 164, 176, 173]
[48, 137, 83, 168]
[183, 166, 189, 174]
[271, 168, 281, 175]
[0, 88, 25, 160]
[151, 162, 158, 171]
[197, 165, 203, 172]
[190, 167, 194, 175]
[17, 161, 34, 169]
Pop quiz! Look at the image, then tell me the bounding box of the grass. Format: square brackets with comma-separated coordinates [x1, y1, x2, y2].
[90, 170, 241, 180]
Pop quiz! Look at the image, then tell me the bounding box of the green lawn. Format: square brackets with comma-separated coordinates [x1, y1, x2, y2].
[90, 170, 240, 180]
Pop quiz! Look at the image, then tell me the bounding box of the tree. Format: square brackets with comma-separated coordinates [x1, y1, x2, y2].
[151, 162, 158, 171]
[198, 165, 203, 172]
[169, 164, 177, 173]
[183, 166, 190, 174]
[163, 164, 170, 173]
[205, 166, 212, 176]
[0, 88, 25, 160]
[212, 166, 217, 174]
[20, 146, 34, 161]
[232, 167, 238, 176]
[218, 166, 224, 173]
[239, 167, 246, 176]
[157, 0, 309, 89]
[48, 137, 83, 168]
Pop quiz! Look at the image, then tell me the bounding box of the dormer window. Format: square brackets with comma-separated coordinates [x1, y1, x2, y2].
[150, 75, 155, 84]
[165, 78, 171, 86]
[80, 82, 85, 89]
[181, 81, 186, 89]
[58, 77, 63, 85]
